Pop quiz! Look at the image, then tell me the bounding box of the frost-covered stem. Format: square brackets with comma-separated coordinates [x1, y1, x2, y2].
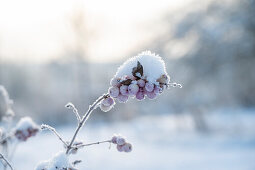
[66, 94, 109, 154]
[41, 124, 68, 147]
[65, 102, 81, 124]
[76, 140, 111, 148]
[167, 82, 182, 88]
[0, 153, 13, 170]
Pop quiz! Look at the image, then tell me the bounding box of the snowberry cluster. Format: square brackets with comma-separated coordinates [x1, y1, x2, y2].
[111, 134, 132, 153]
[14, 117, 39, 142]
[99, 51, 170, 112]
[109, 73, 169, 102]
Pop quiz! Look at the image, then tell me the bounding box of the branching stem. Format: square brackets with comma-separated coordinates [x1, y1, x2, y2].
[66, 94, 109, 154]
[41, 124, 68, 147]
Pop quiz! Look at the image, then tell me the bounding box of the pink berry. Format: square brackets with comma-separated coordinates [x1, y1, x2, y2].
[117, 94, 129, 103]
[110, 78, 121, 87]
[145, 82, 154, 92]
[137, 79, 145, 87]
[136, 91, 145, 101]
[122, 143, 132, 153]
[111, 135, 118, 144]
[154, 85, 163, 94]
[116, 137, 126, 145]
[101, 97, 114, 107]
[109, 86, 119, 98]
[128, 84, 139, 96]
[100, 104, 112, 112]
[120, 85, 128, 95]
[146, 91, 157, 99]
[117, 145, 124, 152]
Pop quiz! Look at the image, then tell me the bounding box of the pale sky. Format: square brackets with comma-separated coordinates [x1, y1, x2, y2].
[0, 0, 194, 63]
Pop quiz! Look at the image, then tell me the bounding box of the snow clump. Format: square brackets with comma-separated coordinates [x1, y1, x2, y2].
[14, 117, 39, 141]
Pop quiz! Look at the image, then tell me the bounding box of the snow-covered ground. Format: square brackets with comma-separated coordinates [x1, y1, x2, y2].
[12, 109, 255, 170]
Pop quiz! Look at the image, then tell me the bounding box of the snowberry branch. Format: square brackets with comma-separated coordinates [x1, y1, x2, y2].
[0, 153, 13, 170]
[41, 124, 68, 147]
[66, 94, 109, 154]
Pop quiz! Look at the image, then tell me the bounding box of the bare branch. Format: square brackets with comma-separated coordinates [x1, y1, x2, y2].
[65, 102, 81, 123]
[41, 124, 68, 147]
[0, 153, 13, 170]
[75, 140, 111, 148]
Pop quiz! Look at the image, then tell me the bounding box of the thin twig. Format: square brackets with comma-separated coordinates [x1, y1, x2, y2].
[66, 94, 109, 154]
[75, 140, 111, 148]
[41, 124, 68, 147]
[65, 102, 81, 123]
[0, 153, 13, 170]
[167, 82, 182, 88]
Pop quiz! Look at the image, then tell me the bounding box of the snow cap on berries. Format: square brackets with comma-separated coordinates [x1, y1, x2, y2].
[115, 51, 169, 83]
[14, 117, 39, 141]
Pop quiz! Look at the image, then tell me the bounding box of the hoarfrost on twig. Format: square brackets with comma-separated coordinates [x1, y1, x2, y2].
[41, 124, 68, 147]
[65, 102, 81, 123]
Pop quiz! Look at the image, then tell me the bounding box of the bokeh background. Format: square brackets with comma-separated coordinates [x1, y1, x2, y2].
[0, 0, 255, 169]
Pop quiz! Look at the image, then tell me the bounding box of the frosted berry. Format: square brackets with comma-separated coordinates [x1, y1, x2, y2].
[109, 86, 120, 98]
[154, 85, 163, 94]
[137, 79, 145, 87]
[145, 82, 154, 92]
[111, 135, 118, 144]
[117, 94, 129, 103]
[100, 104, 112, 112]
[146, 91, 157, 99]
[110, 78, 121, 87]
[120, 85, 129, 95]
[116, 137, 126, 145]
[128, 84, 139, 96]
[101, 97, 114, 107]
[122, 143, 132, 152]
[136, 91, 145, 101]
[117, 144, 124, 152]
